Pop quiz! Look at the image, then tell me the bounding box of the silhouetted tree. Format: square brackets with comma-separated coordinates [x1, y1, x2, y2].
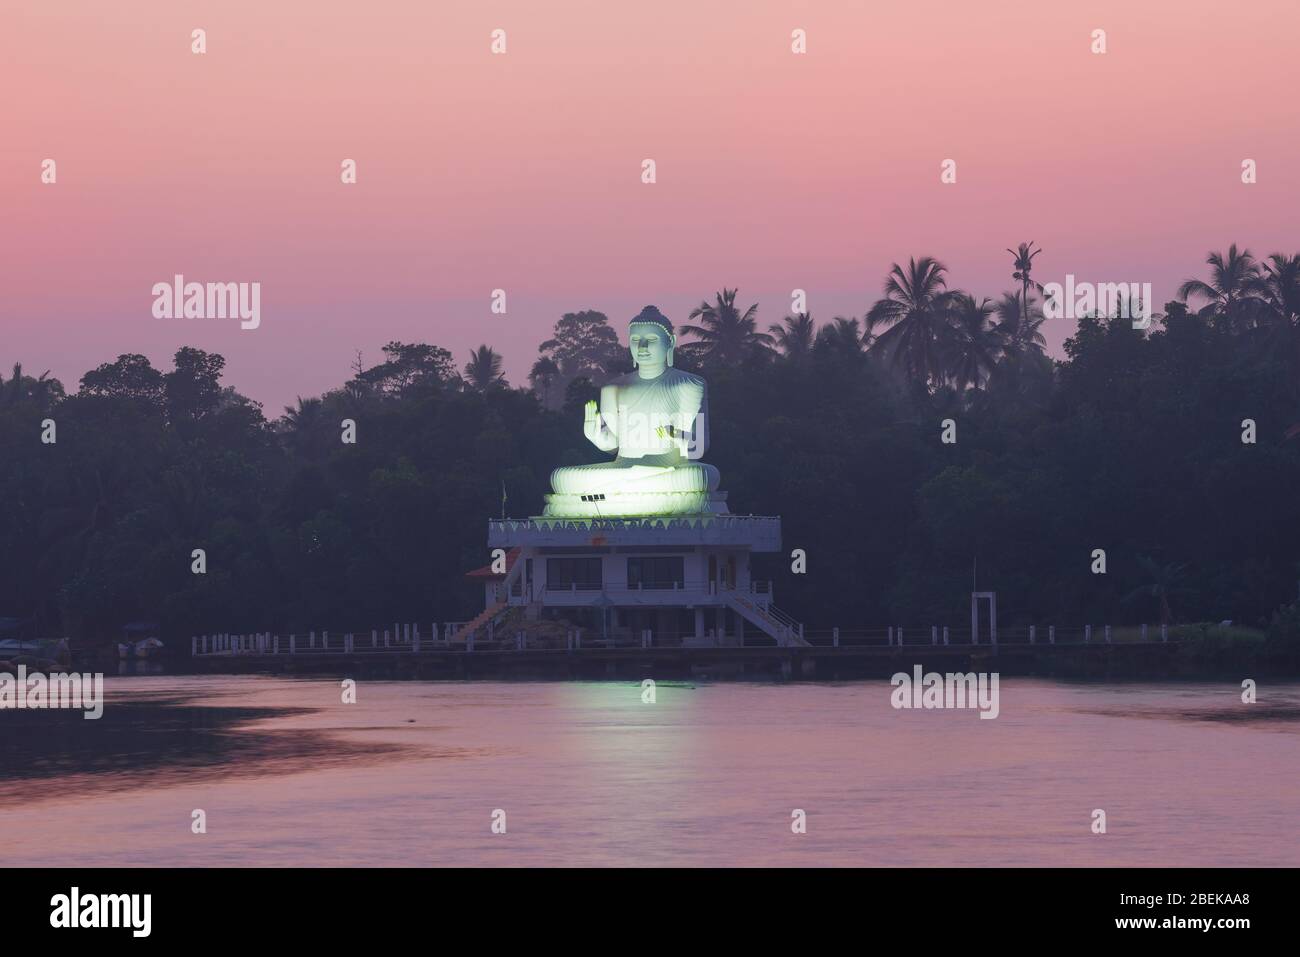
[867, 256, 957, 389]
[682, 288, 773, 366]
[770, 313, 816, 358]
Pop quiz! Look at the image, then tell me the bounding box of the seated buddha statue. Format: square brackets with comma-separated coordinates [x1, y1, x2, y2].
[543, 306, 726, 518]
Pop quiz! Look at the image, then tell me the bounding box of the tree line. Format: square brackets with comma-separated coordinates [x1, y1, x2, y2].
[3, 243, 1300, 648]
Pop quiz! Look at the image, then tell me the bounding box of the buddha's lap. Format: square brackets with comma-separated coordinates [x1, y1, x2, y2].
[551, 461, 718, 494]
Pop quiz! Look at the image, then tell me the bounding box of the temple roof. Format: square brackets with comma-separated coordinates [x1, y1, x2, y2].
[464, 546, 521, 579]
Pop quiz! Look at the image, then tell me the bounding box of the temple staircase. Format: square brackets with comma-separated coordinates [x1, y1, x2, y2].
[724, 592, 808, 647]
[451, 600, 508, 642]
[454, 557, 525, 641]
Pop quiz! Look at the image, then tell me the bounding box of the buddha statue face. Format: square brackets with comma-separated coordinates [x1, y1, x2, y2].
[629, 321, 675, 375]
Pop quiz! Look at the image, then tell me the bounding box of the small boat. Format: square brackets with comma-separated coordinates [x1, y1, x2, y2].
[133, 637, 164, 658]
[1, 637, 67, 657]
[119, 622, 163, 660]
[118, 637, 164, 659]
[0, 638, 41, 659]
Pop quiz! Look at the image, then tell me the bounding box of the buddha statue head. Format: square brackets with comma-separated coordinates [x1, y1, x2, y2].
[628, 305, 676, 375]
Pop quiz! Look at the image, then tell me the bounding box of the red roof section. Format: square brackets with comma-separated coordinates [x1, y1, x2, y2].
[464, 546, 521, 580]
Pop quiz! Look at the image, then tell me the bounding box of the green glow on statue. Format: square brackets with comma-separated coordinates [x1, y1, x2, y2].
[543, 306, 726, 519]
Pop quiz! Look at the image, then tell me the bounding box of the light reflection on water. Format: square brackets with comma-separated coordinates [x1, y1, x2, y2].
[2, 676, 1297, 866]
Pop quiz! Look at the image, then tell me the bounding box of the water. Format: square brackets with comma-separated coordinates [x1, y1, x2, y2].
[2, 676, 1297, 866]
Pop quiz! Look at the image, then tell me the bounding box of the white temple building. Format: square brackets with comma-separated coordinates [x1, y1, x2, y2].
[467, 306, 806, 648]
[481, 514, 803, 646]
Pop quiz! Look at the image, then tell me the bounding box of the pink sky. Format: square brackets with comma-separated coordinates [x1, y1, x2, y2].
[3, 0, 1298, 412]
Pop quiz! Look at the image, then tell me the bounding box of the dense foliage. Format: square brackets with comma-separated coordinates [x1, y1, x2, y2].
[4, 245, 1300, 644]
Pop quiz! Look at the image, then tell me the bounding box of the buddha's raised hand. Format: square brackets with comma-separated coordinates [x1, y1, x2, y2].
[582, 399, 604, 444]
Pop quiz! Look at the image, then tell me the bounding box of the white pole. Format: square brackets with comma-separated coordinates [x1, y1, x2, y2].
[1029, 625, 1036, 644]
[1049, 625, 1055, 644]
[833, 626, 840, 648]
[931, 626, 937, 646]
[943, 626, 949, 646]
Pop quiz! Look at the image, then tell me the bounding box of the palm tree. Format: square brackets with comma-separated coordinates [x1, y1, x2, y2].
[860, 313, 885, 351]
[769, 313, 816, 358]
[277, 396, 329, 456]
[1006, 242, 1044, 330]
[944, 294, 1000, 392]
[1259, 252, 1300, 407]
[1177, 244, 1267, 330]
[983, 291, 1051, 399]
[0, 362, 64, 411]
[814, 317, 867, 356]
[1261, 253, 1300, 326]
[866, 256, 957, 388]
[281, 395, 323, 430]
[464, 345, 506, 392]
[528, 356, 560, 407]
[993, 291, 1047, 359]
[681, 288, 773, 365]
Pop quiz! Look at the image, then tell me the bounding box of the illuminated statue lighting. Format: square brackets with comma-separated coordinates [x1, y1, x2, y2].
[544, 306, 726, 518]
